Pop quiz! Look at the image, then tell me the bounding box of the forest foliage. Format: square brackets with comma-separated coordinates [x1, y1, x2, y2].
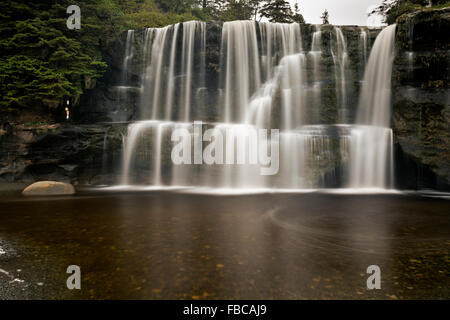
[0, 0, 304, 113]
[372, 0, 450, 24]
[0, 0, 448, 115]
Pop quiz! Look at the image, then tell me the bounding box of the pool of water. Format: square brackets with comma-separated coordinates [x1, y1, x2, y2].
[0, 189, 449, 299]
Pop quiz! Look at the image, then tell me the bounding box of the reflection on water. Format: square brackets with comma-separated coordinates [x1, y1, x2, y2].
[0, 191, 449, 299]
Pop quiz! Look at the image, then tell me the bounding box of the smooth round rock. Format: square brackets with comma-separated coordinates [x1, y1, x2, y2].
[22, 181, 75, 196]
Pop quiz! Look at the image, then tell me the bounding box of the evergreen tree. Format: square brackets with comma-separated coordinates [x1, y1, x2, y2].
[259, 0, 293, 23]
[291, 2, 305, 24]
[0, 0, 203, 114]
[154, 0, 198, 14]
[320, 9, 329, 24]
[220, 0, 254, 21]
[0, 0, 309, 117]
[0, 1, 112, 112]
[249, 0, 265, 20]
[370, 0, 446, 24]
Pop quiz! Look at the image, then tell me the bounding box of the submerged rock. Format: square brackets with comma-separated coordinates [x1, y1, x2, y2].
[22, 181, 75, 196]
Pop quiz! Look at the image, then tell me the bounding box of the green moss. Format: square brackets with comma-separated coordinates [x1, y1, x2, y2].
[379, 0, 450, 24]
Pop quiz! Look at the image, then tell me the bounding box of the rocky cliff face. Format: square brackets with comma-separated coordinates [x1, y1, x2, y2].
[393, 7, 450, 190]
[0, 122, 125, 185]
[1, 13, 449, 190]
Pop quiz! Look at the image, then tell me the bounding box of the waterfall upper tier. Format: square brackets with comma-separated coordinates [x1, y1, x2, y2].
[112, 22, 381, 125]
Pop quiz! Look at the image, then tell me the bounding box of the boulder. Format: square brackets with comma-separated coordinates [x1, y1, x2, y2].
[22, 181, 75, 196]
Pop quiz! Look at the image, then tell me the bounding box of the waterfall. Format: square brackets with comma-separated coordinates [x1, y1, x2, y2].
[151, 122, 165, 185]
[118, 21, 397, 191]
[258, 22, 302, 80]
[164, 23, 180, 120]
[221, 22, 304, 124]
[349, 24, 397, 189]
[246, 51, 307, 130]
[221, 21, 261, 123]
[109, 30, 137, 122]
[246, 73, 278, 129]
[349, 126, 394, 188]
[245, 23, 305, 130]
[360, 28, 368, 67]
[407, 51, 414, 75]
[359, 28, 368, 82]
[139, 22, 206, 121]
[356, 24, 396, 127]
[308, 25, 322, 122]
[122, 30, 135, 85]
[121, 121, 150, 185]
[332, 27, 349, 123]
[405, 20, 415, 77]
[180, 21, 197, 121]
[279, 53, 307, 129]
[121, 21, 207, 187]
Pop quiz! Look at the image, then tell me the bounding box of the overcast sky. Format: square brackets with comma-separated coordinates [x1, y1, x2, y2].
[289, 0, 386, 26]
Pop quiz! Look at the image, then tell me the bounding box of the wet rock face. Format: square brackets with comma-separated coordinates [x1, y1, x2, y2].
[393, 7, 450, 190]
[0, 123, 126, 186]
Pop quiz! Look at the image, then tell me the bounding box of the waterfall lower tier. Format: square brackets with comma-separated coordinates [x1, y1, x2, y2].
[120, 122, 359, 189]
[348, 126, 394, 189]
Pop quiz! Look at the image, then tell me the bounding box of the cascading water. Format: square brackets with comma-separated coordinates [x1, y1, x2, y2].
[356, 24, 396, 127]
[221, 21, 261, 123]
[180, 21, 197, 121]
[279, 53, 307, 129]
[118, 21, 396, 191]
[360, 28, 368, 67]
[122, 30, 135, 84]
[308, 25, 322, 122]
[349, 24, 397, 189]
[332, 27, 349, 122]
[245, 22, 305, 130]
[405, 20, 415, 76]
[109, 30, 137, 122]
[139, 22, 206, 121]
[258, 22, 303, 79]
[164, 23, 180, 120]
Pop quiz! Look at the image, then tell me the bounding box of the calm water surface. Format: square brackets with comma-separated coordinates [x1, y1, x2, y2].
[0, 190, 449, 299]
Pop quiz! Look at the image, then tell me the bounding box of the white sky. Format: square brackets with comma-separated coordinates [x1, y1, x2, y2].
[289, 0, 386, 26]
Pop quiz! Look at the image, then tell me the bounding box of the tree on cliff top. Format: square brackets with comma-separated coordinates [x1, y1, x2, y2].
[260, 0, 293, 23]
[219, 1, 254, 21]
[291, 2, 305, 24]
[0, 1, 112, 112]
[371, 0, 450, 24]
[320, 9, 330, 24]
[0, 0, 202, 114]
[0, 0, 308, 117]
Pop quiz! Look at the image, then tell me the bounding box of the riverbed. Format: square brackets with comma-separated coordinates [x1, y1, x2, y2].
[0, 189, 449, 299]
